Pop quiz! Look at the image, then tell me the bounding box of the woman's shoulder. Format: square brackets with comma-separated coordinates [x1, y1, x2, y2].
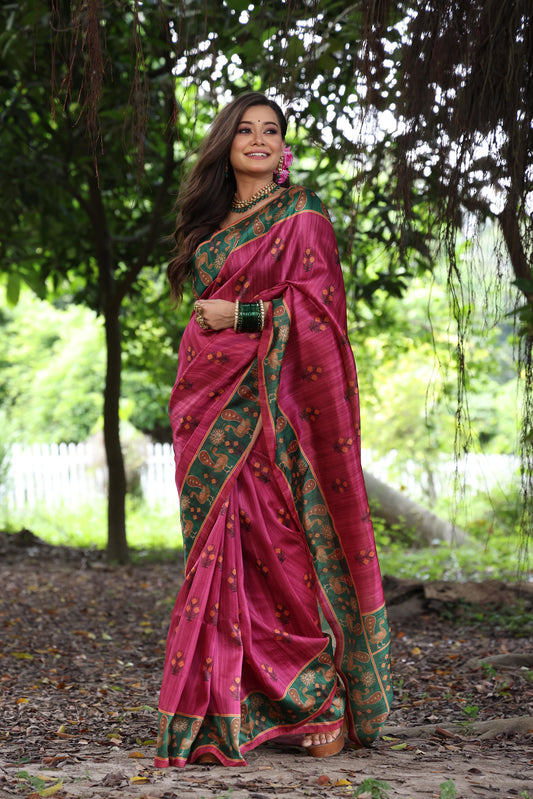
[284, 185, 331, 220]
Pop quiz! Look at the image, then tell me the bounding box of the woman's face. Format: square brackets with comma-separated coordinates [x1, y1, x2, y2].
[229, 104, 284, 183]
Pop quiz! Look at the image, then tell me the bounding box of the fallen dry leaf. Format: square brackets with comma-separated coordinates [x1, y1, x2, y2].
[38, 780, 64, 797]
[1, 536, 532, 799]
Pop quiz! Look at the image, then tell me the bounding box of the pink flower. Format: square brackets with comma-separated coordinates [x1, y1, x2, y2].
[275, 145, 293, 185]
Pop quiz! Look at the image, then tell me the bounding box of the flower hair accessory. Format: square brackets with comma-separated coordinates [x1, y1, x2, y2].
[274, 145, 293, 185]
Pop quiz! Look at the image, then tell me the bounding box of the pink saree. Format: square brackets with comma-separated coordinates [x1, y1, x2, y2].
[155, 186, 392, 767]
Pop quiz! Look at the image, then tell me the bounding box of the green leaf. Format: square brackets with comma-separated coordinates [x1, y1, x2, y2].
[512, 278, 533, 294]
[439, 779, 457, 799]
[6, 272, 20, 305]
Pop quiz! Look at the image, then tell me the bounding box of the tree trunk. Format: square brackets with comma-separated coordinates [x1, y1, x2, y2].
[498, 202, 533, 298]
[89, 172, 129, 564]
[364, 471, 468, 546]
[103, 306, 129, 564]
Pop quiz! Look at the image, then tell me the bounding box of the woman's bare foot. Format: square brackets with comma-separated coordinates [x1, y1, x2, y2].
[301, 724, 345, 758]
[302, 730, 339, 748]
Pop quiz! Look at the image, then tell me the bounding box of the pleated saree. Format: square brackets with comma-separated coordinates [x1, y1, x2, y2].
[155, 186, 392, 767]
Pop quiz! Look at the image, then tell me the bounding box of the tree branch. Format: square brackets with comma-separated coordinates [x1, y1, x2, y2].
[498, 200, 533, 302]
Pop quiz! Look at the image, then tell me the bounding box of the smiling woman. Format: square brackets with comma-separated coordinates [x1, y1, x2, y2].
[155, 92, 392, 768]
[229, 107, 284, 194]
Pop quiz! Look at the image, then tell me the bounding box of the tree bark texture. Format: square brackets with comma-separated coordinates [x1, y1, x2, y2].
[89, 173, 129, 564]
[103, 309, 128, 564]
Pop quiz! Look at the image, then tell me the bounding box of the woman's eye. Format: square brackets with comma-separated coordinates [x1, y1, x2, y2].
[236, 126, 279, 135]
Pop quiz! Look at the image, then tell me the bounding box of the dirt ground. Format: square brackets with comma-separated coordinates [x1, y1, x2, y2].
[1, 531, 532, 799]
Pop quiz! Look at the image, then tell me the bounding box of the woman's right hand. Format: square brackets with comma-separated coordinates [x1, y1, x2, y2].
[194, 299, 235, 331]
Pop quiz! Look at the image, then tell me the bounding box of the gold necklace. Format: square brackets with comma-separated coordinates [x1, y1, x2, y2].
[231, 181, 279, 213]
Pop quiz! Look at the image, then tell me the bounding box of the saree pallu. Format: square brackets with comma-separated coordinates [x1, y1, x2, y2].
[155, 186, 393, 767]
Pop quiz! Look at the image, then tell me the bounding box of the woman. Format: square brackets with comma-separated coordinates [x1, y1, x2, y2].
[155, 92, 392, 768]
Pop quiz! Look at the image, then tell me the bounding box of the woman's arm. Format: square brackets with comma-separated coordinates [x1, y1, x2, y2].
[194, 299, 270, 331]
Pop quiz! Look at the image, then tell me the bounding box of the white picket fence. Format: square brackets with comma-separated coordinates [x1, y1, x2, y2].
[3, 441, 178, 511]
[1, 441, 519, 512]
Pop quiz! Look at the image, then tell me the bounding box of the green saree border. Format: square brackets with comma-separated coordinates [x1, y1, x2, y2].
[260, 298, 393, 744]
[179, 359, 260, 558]
[192, 187, 328, 299]
[155, 641, 343, 765]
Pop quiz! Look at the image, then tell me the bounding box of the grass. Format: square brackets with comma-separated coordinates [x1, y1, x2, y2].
[2, 495, 529, 583]
[376, 533, 525, 582]
[344, 777, 457, 799]
[351, 778, 392, 798]
[2, 498, 183, 554]
[372, 481, 529, 582]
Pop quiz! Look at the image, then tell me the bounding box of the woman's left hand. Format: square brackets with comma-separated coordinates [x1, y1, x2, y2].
[194, 299, 236, 331]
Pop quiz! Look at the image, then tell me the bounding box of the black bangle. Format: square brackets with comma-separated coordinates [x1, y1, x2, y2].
[237, 301, 263, 333]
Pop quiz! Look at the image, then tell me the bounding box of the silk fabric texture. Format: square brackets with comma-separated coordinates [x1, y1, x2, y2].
[155, 186, 393, 767]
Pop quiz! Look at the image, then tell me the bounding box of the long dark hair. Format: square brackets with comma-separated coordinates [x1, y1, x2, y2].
[167, 92, 288, 303]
